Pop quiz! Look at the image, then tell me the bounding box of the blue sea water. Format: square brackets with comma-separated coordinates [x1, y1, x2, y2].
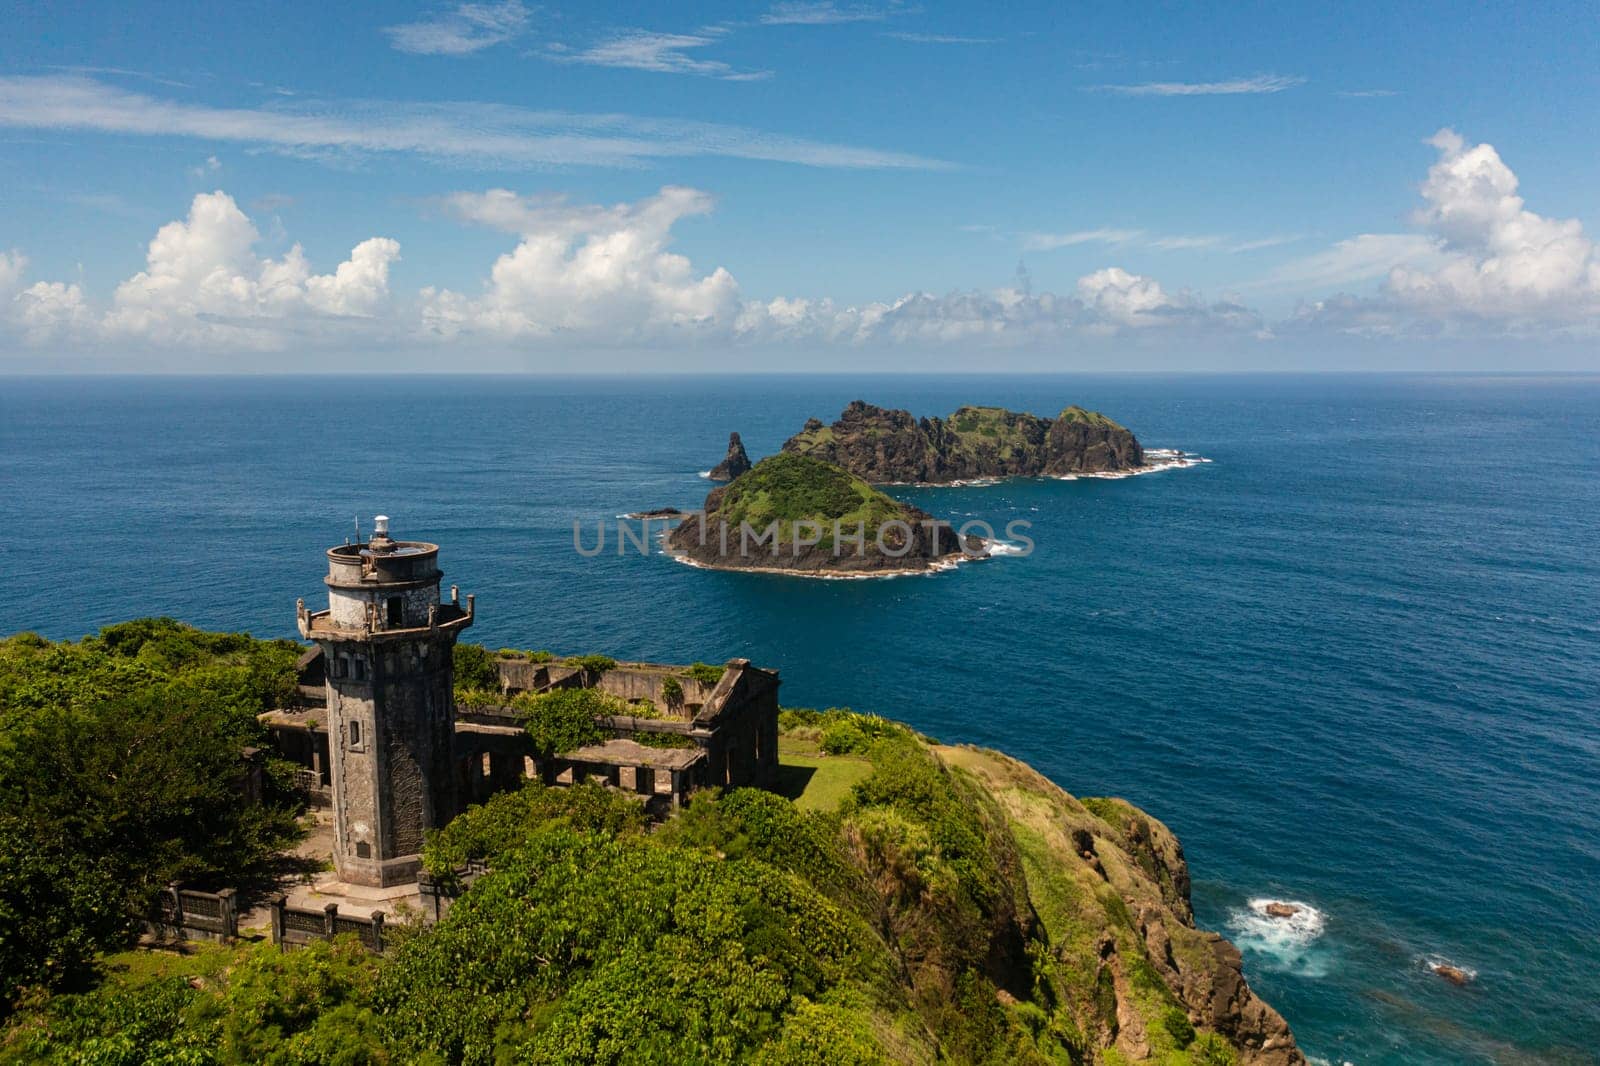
[2, 373, 1597, 1065]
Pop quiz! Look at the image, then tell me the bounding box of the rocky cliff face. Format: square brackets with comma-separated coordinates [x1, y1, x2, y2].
[782, 400, 1145, 483]
[940, 744, 1306, 1066]
[706, 431, 753, 481]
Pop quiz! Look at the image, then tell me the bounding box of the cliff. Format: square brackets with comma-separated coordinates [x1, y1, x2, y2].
[706, 431, 754, 481]
[783, 400, 1146, 483]
[668, 452, 982, 575]
[931, 741, 1306, 1066]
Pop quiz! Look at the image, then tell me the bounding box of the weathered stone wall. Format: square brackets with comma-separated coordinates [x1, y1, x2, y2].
[328, 584, 440, 629]
[324, 633, 460, 887]
[596, 669, 714, 710]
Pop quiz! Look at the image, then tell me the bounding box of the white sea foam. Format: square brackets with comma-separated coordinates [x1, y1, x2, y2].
[1226, 898, 1331, 978]
[1056, 448, 1211, 480]
[984, 539, 1029, 556]
[696, 470, 713, 479]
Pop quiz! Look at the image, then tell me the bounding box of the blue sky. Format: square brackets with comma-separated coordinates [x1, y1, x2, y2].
[2, 1, 1598, 370]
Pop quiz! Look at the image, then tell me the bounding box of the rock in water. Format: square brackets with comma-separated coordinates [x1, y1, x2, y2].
[1433, 963, 1472, 986]
[707, 432, 753, 481]
[781, 400, 1145, 483]
[1264, 902, 1301, 919]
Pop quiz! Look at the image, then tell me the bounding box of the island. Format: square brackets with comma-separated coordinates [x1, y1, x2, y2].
[783, 400, 1149, 483]
[667, 452, 985, 576]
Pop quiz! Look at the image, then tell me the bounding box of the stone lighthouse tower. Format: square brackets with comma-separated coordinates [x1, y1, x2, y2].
[297, 516, 474, 887]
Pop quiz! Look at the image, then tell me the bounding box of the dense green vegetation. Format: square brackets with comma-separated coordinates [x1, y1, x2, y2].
[512, 688, 614, 757]
[1055, 406, 1124, 429]
[2, 625, 1261, 1065]
[0, 620, 304, 1010]
[713, 453, 906, 546]
[684, 661, 725, 685]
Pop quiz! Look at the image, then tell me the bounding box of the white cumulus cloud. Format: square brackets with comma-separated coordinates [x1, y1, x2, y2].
[104, 191, 400, 347]
[1381, 129, 1600, 318]
[1287, 130, 1600, 336]
[422, 186, 741, 341]
[4, 188, 1261, 356]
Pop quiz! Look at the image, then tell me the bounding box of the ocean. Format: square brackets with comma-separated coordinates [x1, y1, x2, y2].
[2, 372, 1596, 1065]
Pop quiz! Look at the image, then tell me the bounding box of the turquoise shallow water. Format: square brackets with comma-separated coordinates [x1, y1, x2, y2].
[2, 373, 1597, 1064]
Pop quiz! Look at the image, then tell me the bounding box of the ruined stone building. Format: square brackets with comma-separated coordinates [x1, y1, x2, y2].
[264, 518, 780, 888]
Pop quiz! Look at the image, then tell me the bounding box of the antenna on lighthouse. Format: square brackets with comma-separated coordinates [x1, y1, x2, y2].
[354, 514, 361, 544]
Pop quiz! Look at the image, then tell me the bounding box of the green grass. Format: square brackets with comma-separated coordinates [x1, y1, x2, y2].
[1056, 404, 1124, 429]
[776, 747, 873, 813]
[713, 453, 906, 547]
[99, 940, 248, 988]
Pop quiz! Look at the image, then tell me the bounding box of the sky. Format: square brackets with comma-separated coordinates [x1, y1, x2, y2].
[2, 1, 1598, 371]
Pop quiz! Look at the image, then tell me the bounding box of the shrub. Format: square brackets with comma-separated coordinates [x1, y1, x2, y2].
[821, 719, 869, 755]
[453, 643, 499, 691]
[661, 676, 685, 708]
[1161, 1006, 1197, 1049]
[512, 687, 619, 757]
[1188, 1032, 1239, 1065]
[568, 654, 617, 678]
[424, 780, 646, 874]
[685, 662, 725, 685]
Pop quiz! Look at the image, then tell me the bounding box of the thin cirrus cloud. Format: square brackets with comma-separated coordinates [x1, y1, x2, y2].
[1022, 228, 1143, 251]
[1092, 74, 1306, 96]
[383, 0, 531, 56]
[0, 75, 949, 171]
[1023, 229, 1301, 254]
[542, 30, 773, 81]
[760, 2, 904, 26]
[882, 32, 1001, 45]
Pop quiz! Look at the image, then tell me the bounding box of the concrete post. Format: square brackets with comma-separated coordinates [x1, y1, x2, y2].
[270, 894, 286, 949]
[166, 881, 183, 936]
[370, 910, 386, 954]
[323, 902, 339, 940]
[217, 887, 238, 941]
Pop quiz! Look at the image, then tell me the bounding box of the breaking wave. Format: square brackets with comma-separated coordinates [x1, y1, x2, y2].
[1226, 898, 1332, 978]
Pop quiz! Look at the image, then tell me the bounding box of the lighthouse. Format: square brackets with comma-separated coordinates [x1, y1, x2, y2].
[297, 516, 474, 887]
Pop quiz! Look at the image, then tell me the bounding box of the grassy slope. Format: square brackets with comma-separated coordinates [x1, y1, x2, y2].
[713, 453, 908, 548]
[1055, 406, 1125, 430]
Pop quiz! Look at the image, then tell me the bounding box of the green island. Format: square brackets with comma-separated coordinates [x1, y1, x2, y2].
[0, 620, 1301, 1065]
[779, 401, 1148, 484]
[668, 453, 983, 576]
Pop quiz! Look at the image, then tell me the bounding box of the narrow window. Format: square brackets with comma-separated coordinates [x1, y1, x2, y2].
[331, 657, 347, 679]
[387, 597, 403, 626]
[349, 720, 362, 748]
[353, 657, 366, 681]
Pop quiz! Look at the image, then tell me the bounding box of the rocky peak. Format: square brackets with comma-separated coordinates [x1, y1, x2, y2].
[707, 431, 753, 481]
